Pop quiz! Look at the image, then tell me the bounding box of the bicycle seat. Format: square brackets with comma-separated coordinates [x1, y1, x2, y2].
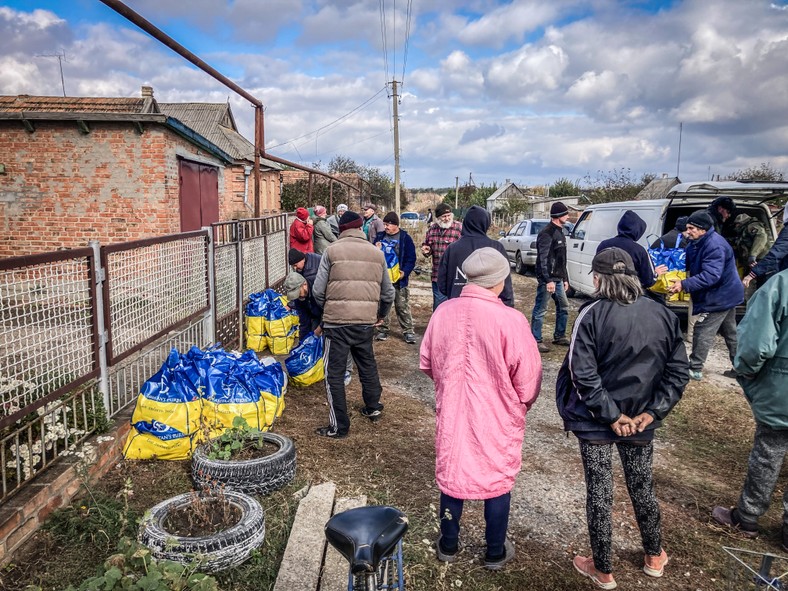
[325, 505, 408, 574]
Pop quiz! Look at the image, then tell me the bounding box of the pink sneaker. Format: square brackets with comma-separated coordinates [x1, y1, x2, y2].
[572, 555, 617, 589]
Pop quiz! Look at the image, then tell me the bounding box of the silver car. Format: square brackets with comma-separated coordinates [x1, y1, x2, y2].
[498, 218, 550, 274]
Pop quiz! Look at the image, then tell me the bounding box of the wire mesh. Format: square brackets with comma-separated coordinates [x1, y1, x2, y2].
[214, 244, 238, 319]
[105, 235, 209, 361]
[0, 255, 96, 424]
[724, 546, 788, 590]
[242, 236, 267, 299]
[267, 230, 287, 287]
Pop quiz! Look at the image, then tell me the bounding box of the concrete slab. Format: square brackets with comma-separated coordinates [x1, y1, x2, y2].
[273, 481, 336, 591]
[319, 496, 367, 591]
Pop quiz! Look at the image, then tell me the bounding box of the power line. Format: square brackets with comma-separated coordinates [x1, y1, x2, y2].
[401, 0, 413, 86]
[311, 129, 392, 160]
[267, 87, 387, 150]
[379, 0, 389, 84]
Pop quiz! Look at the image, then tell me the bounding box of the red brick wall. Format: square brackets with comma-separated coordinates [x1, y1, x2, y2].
[0, 121, 282, 258]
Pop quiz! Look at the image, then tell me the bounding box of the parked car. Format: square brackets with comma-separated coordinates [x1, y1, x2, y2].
[565, 181, 786, 312]
[498, 218, 550, 274]
[400, 211, 420, 227]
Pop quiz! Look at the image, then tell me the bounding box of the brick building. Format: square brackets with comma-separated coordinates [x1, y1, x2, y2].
[0, 86, 282, 257]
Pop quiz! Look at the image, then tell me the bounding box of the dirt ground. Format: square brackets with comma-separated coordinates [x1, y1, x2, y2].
[4, 265, 786, 591]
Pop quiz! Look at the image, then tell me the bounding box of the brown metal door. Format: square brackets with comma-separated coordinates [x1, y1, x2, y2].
[179, 159, 219, 232]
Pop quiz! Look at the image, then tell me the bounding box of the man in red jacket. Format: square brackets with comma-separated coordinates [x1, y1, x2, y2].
[290, 207, 314, 252]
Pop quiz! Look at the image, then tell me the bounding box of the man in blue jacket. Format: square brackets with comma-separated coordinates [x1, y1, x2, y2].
[668, 211, 744, 380]
[712, 268, 788, 550]
[438, 205, 514, 307]
[373, 212, 418, 344]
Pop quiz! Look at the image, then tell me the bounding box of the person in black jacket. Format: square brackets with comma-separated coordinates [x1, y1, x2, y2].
[597, 210, 663, 302]
[556, 247, 689, 589]
[437, 205, 514, 307]
[650, 216, 689, 250]
[706, 196, 737, 240]
[531, 201, 571, 352]
[289, 248, 321, 285]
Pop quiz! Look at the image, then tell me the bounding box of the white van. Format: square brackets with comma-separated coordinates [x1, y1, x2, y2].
[566, 181, 785, 297]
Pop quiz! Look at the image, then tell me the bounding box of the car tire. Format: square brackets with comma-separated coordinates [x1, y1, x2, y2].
[192, 432, 296, 496]
[514, 253, 526, 275]
[139, 490, 265, 573]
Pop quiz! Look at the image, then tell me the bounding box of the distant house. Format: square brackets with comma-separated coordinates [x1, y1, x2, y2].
[635, 175, 681, 200]
[485, 180, 533, 212]
[0, 86, 282, 257]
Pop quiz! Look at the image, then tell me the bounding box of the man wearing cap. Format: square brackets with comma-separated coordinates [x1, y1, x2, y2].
[282, 272, 322, 339]
[597, 210, 661, 298]
[531, 201, 571, 353]
[422, 203, 463, 310]
[373, 212, 417, 344]
[437, 205, 514, 307]
[311, 205, 337, 254]
[558, 247, 687, 589]
[289, 207, 314, 253]
[421, 247, 541, 571]
[327, 203, 348, 238]
[362, 203, 385, 244]
[289, 248, 321, 286]
[651, 216, 689, 250]
[312, 210, 395, 438]
[668, 210, 744, 380]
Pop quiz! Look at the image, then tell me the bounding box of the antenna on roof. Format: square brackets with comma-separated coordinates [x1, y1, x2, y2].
[35, 51, 68, 97]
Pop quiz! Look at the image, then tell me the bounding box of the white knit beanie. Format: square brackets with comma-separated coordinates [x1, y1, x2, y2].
[462, 247, 510, 288]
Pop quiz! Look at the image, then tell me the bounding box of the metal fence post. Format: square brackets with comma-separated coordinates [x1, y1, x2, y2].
[89, 240, 111, 414]
[236, 221, 244, 349]
[204, 226, 217, 345]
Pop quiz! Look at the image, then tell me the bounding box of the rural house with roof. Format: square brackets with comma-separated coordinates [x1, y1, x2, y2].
[0, 86, 282, 257]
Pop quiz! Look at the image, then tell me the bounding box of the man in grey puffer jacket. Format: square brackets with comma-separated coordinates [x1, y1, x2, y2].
[312, 210, 394, 438]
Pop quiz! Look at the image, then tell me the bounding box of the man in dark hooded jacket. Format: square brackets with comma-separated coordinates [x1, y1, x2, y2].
[597, 210, 658, 294]
[437, 205, 514, 306]
[706, 196, 737, 241]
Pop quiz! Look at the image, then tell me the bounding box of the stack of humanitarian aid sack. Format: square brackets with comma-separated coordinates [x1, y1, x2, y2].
[123, 347, 286, 460]
[245, 289, 299, 354]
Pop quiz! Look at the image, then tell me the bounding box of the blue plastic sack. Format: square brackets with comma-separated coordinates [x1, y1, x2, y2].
[648, 235, 686, 272]
[285, 333, 325, 387]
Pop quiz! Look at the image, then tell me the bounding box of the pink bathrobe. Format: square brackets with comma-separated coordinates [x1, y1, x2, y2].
[420, 283, 542, 499]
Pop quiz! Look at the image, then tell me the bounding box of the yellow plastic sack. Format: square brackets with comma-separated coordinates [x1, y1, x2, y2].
[123, 422, 201, 460]
[202, 393, 285, 433]
[246, 316, 267, 352]
[266, 328, 297, 355]
[130, 395, 202, 436]
[650, 270, 686, 296]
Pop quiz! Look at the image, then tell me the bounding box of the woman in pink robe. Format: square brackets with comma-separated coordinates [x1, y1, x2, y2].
[420, 247, 542, 570]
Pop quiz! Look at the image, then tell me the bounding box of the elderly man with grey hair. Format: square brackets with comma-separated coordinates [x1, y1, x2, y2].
[421, 247, 542, 571]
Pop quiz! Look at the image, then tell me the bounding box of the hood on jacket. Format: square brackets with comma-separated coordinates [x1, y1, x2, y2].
[461, 205, 491, 237]
[617, 210, 647, 241]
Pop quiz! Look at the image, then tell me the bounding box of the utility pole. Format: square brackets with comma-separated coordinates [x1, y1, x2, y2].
[676, 122, 683, 179]
[455, 176, 459, 209]
[391, 79, 401, 214]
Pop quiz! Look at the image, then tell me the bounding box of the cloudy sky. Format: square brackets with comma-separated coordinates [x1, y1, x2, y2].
[2, 0, 788, 190]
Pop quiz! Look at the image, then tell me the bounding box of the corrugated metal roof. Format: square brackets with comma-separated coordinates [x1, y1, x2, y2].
[0, 95, 158, 114]
[636, 177, 681, 200]
[159, 102, 280, 169]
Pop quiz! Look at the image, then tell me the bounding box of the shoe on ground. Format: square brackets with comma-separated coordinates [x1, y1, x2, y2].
[711, 506, 758, 538]
[404, 332, 416, 344]
[722, 369, 738, 379]
[344, 371, 352, 386]
[484, 538, 515, 571]
[435, 534, 459, 563]
[374, 332, 388, 342]
[572, 555, 617, 589]
[643, 549, 669, 578]
[315, 426, 348, 439]
[537, 342, 551, 353]
[359, 407, 383, 422]
[689, 369, 703, 381]
[552, 337, 571, 346]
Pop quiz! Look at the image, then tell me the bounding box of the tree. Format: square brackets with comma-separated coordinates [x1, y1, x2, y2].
[582, 168, 655, 204]
[726, 162, 785, 182]
[549, 178, 581, 198]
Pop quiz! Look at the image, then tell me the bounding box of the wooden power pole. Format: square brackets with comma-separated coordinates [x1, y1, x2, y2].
[392, 80, 401, 214]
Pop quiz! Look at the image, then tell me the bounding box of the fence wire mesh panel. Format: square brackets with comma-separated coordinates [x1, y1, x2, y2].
[724, 546, 788, 590]
[267, 229, 287, 288]
[242, 236, 267, 299]
[0, 251, 98, 430]
[213, 221, 240, 350]
[107, 315, 210, 418]
[1, 382, 101, 502]
[103, 233, 209, 363]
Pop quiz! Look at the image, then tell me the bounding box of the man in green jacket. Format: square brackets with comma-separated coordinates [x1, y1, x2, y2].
[712, 268, 788, 550]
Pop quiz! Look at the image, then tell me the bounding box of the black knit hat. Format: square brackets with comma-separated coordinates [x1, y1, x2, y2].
[338, 210, 363, 232]
[435, 203, 452, 217]
[675, 216, 689, 232]
[686, 211, 714, 231]
[288, 248, 306, 265]
[383, 211, 399, 225]
[550, 201, 569, 218]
